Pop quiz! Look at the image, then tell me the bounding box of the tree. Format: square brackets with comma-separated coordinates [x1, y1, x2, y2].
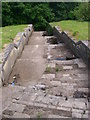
[2, 3, 13, 26]
[30, 3, 54, 30]
[49, 2, 78, 21]
[2, 2, 80, 29]
[2, 3, 54, 30]
[74, 3, 89, 21]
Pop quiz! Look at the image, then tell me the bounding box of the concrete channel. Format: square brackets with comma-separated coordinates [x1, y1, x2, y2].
[0, 25, 89, 119]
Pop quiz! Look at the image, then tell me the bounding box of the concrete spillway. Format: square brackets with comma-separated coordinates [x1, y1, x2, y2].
[1, 28, 89, 118]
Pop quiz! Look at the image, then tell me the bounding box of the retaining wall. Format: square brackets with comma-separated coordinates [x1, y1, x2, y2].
[53, 26, 90, 67]
[0, 24, 33, 87]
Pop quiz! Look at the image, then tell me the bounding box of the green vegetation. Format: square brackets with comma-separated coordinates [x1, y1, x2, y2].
[2, 2, 80, 30]
[2, 3, 54, 30]
[45, 66, 51, 73]
[74, 3, 89, 21]
[72, 31, 79, 37]
[55, 67, 59, 72]
[46, 24, 53, 36]
[1, 24, 27, 48]
[1, 3, 89, 48]
[37, 112, 42, 118]
[50, 20, 88, 40]
[2, 3, 89, 30]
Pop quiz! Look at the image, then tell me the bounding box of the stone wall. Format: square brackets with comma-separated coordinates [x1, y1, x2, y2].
[0, 25, 33, 87]
[53, 26, 90, 67]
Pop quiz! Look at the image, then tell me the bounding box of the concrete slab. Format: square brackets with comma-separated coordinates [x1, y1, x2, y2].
[50, 81, 61, 86]
[47, 62, 56, 68]
[63, 66, 73, 70]
[41, 74, 55, 80]
[13, 112, 30, 118]
[8, 103, 25, 113]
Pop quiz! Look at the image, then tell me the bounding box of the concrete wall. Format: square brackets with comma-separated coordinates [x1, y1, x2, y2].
[53, 26, 64, 43]
[0, 24, 33, 87]
[53, 26, 90, 67]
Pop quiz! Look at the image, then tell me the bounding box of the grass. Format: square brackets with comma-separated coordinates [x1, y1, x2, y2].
[0, 24, 27, 49]
[45, 66, 51, 73]
[50, 20, 88, 41]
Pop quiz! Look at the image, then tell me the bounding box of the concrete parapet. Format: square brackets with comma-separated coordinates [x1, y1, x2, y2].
[53, 26, 64, 43]
[0, 24, 33, 86]
[53, 26, 90, 67]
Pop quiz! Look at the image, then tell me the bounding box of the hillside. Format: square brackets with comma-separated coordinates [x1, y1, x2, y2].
[50, 20, 88, 41]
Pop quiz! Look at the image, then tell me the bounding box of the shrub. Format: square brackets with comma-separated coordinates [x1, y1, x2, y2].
[55, 67, 59, 72]
[72, 31, 79, 36]
[74, 3, 89, 21]
[46, 24, 53, 36]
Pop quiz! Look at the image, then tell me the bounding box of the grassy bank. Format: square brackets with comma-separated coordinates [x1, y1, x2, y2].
[50, 20, 88, 41]
[1, 24, 27, 49]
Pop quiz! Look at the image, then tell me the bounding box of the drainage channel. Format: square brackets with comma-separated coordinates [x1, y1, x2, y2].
[55, 56, 77, 61]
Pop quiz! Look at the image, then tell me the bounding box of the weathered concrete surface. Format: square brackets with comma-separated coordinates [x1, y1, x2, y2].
[1, 32, 89, 119]
[8, 32, 46, 86]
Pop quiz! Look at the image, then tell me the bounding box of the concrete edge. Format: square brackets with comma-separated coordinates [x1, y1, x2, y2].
[0, 24, 34, 87]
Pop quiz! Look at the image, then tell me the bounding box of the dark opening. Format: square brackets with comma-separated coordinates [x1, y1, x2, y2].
[55, 56, 77, 61]
[66, 56, 77, 60]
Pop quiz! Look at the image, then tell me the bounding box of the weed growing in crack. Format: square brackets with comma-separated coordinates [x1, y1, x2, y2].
[55, 67, 59, 72]
[45, 66, 51, 73]
[37, 112, 42, 118]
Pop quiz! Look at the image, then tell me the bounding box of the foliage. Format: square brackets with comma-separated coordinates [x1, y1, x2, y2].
[30, 3, 54, 30]
[72, 31, 79, 36]
[74, 3, 89, 21]
[49, 2, 78, 21]
[2, 2, 79, 30]
[2, 3, 13, 26]
[2, 2, 89, 30]
[68, 11, 75, 20]
[50, 20, 88, 40]
[46, 24, 53, 36]
[55, 67, 59, 72]
[2, 3, 54, 30]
